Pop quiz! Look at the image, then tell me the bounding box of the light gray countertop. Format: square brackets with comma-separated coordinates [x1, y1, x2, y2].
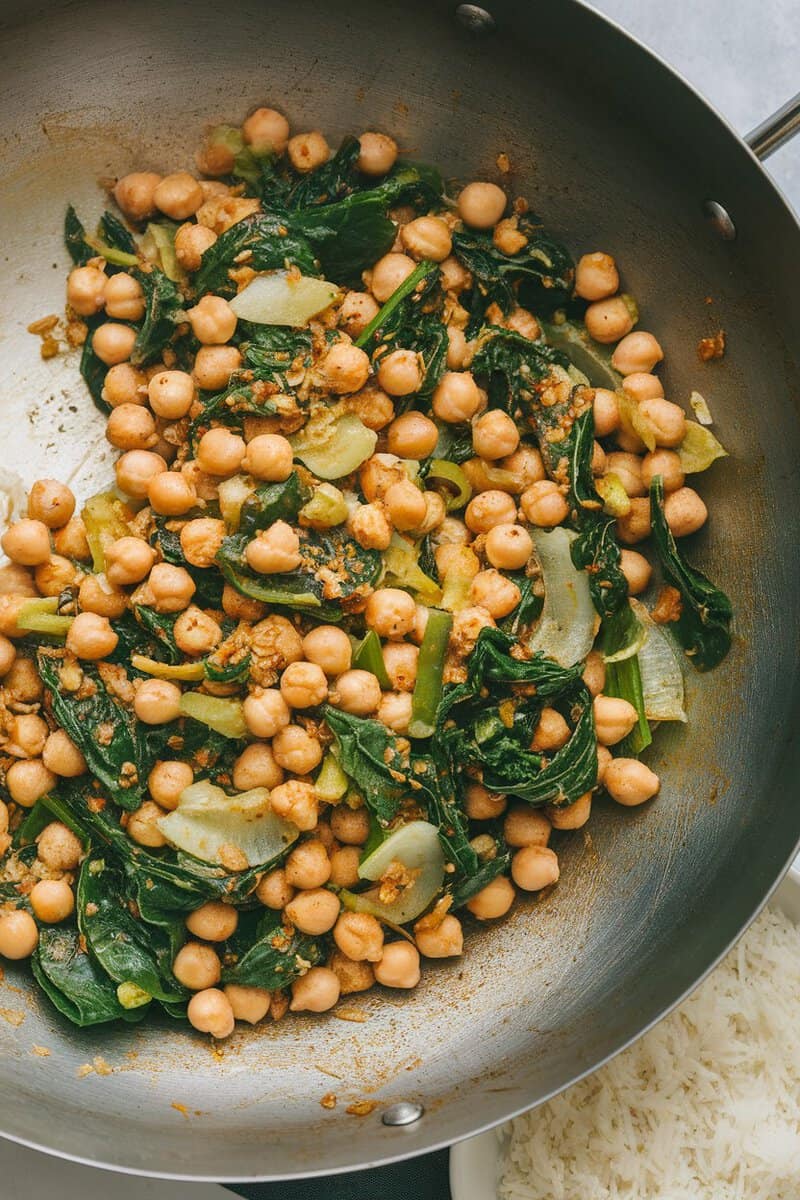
[2, 2, 797, 1195]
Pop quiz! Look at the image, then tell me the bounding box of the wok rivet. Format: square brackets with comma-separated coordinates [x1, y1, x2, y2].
[702, 199, 737, 241]
[454, 4, 496, 34]
[382, 1101, 425, 1126]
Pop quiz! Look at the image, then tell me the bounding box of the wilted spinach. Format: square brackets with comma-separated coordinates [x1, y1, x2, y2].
[567, 407, 628, 618]
[32, 924, 138, 1028]
[130, 266, 184, 366]
[221, 909, 323, 989]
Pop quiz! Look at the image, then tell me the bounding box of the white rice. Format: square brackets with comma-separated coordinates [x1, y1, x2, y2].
[499, 906, 800, 1200]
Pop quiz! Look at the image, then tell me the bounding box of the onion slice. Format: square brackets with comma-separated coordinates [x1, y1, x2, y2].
[158, 780, 298, 868]
[631, 598, 687, 722]
[528, 526, 597, 667]
[290, 412, 377, 480]
[343, 821, 445, 925]
[229, 271, 339, 326]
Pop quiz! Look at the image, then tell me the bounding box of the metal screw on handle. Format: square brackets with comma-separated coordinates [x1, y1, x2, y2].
[746, 92, 800, 161]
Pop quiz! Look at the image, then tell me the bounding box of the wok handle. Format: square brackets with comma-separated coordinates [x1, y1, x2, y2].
[746, 92, 800, 160]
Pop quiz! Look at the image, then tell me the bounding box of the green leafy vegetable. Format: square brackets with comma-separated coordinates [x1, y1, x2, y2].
[602, 606, 652, 756]
[323, 706, 412, 826]
[32, 924, 136, 1027]
[195, 213, 319, 296]
[568, 408, 628, 618]
[221, 909, 323, 988]
[130, 266, 183, 366]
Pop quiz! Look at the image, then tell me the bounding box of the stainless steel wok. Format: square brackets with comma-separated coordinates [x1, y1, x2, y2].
[0, 0, 799, 1181]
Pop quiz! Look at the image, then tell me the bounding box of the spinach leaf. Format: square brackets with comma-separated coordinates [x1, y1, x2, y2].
[64, 204, 94, 266]
[568, 407, 628, 618]
[133, 606, 181, 665]
[79, 334, 109, 413]
[32, 924, 133, 1027]
[648, 476, 733, 671]
[369, 161, 443, 211]
[294, 192, 396, 283]
[221, 909, 323, 988]
[359, 261, 448, 403]
[323, 706, 410, 825]
[99, 211, 137, 255]
[287, 135, 362, 208]
[130, 266, 183, 366]
[456, 627, 583, 694]
[77, 856, 185, 1003]
[447, 844, 513, 909]
[195, 213, 319, 296]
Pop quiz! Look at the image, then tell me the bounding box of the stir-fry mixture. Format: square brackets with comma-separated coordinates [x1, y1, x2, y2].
[0, 109, 732, 1039]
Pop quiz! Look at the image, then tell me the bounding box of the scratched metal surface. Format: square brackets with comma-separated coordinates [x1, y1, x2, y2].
[0, 0, 798, 1181]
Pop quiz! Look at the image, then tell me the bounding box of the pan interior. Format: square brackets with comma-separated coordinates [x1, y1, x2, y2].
[0, 0, 798, 1180]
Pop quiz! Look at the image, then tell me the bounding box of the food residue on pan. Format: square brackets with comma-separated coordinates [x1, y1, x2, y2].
[698, 329, 726, 360]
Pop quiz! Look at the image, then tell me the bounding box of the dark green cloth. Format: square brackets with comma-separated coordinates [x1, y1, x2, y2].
[228, 1149, 451, 1199]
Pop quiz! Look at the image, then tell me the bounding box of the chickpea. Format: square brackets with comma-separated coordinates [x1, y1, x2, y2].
[581, 654, 604, 702]
[245, 521, 302, 574]
[504, 805, 551, 849]
[464, 782, 507, 820]
[617, 496, 651, 545]
[606, 451, 645, 498]
[457, 181, 507, 229]
[0, 595, 30, 640]
[148, 562, 196, 613]
[149, 472, 198, 518]
[465, 489, 517, 534]
[641, 449, 684, 494]
[301, 626, 351, 679]
[0, 636, 15, 677]
[102, 362, 147, 409]
[147, 370, 195, 420]
[512, 845, 560, 891]
[611, 331, 663, 376]
[594, 694, 638, 746]
[519, 479, 569, 527]
[284, 840, 331, 891]
[620, 548, 652, 595]
[277, 661, 327, 711]
[196, 427, 245, 478]
[329, 669, 381, 716]
[187, 988, 235, 1038]
[176, 518, 223, 570]
[268, 777, 319, 825]
[6, 759, 54, 808]
[328, 950, 374, 996]
[188, 294, 237, 345]
[436, 543, 479, 580]
[4, 656, 42, 701]
[364, 587, 415, 641]
[356, 131, 398, 176]
[153, 171, 203, 220]
[53, 517, 91, 561]
[584, 297, 634, 344]
[114, 448, 166, 500]
[440, 256, 471, 294]
[239, 434, 293, 484]
[92, 322, 137, 366]
[377, 690, 412, 733]
[223, 983, 270, 1025]
[114, 171, 162, 221]
[76, 575, 126, 620]
[193, 345, 242, 391]
[594, 388, 622, 438]
[104, 537, 154, 588]
[65, 612, 117, 661]
[185, 900, 238, 943]
[616, 427, 647, 455]
[376, 349, 422, 398]
[103, 272, 145, 322]
[348, 502, 393, 551]
[37, 820, 82, 870]
[469, 569, 521, 619]
[432, 371, 482, 424]
[382, 642, 419, 692]
[623, 372, 664, 403]
[466, 875, 515, 919]
[219, 589, 264, 628]
[548, 791, 592, 830]
[575, 251, 619, 301]
[287, 131, 330, 173]
[639, 398, 687, 448]
[66, 264, 107, 316]
[604, 757, 660, 806]
[147, 760, 193, 812]
[339, 291, 380, 338]
[27, 479, 76, 530]
[386, 412, 438, 461]
[592, 441, 607, 477]
[126, 799, 168, 848]
[415, 914, 463, 958]
[0, 910, 39, 960]
[383, 479, 426, 532]
[664, 486, 708, 537]
[531, 707, 570, 752]
[322, 809, 366, 854]
[175, 222, 217, 272]
[42, 729, 86, 779]
[445, 325, 469, 370]
[484, 523, 532, 570]
[256, 869, 295, 911]
[243, 106, 290, 153]
[7, 712, 47, 759]
[328, 845, 361, 889]
[173, 941, 222, 991]
[1, 519, 50, 567]
[241, 691, 290, 745]
[290, 966, 341, 1012]
[29, 878, 74, 925]
[401, 215, 452, 262]
[501, 446, 546, 492]
[35, 556, 78, 599]
[172, 606, 222, 657]
[224, 747, 277, 797]
[472, 410, 519, 461]
[284, 888, 340, 935]
[329, 912, 382, 963]
[369, 252, 416, 303]
[134, 678, 182, 725]
[374, 940, 421, 989]
[105, 402, 156, 452]
[272, 723, 323, 776]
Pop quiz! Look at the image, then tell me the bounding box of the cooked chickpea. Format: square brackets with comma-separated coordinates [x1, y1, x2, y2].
[593, 694, 638, 746]
[377, 690, 413, 733]
[329, 669, 381, 716]
[104, 272, 145, 322]
[370, 252, 416, 303]
[301, 626, 352, 678]
[179, 518, 225, 569]
[501, 446, 545, 491]
[548, 791, 592, 830]
[153, 171, 203, 220]
[173, 606, 222, 657]
[575, 252, 619, 301]
[469, 569, 521, 619]
[1, 519, 51, 567]
[457, 181, 507, 229]
[287, 130, 330, 173]
[374, 940, 421, 988]
[443, 326, 468, 371]
[193, 345, 242, 391]
[620, 548, 652, 595]
[464, 782, 507, 820]
[440, 256, 472, 293]
[356, 131, 398, 176]
[611, 331, 663, 376]
[278, 661, 327, 710]
[4, 657, 43, 701]
[318, 342, 373, 397]
[66, 264, 107, 316]
[519, 480, 569, 527]
[65, 612, 118, 661]
[92, 322, 137, 366]
[34, 555, 76, 598]
[401, 215, 452, 262]
[326, 807, 367, 850]
[0, 595, 30, 640]
[148, 471, 198, 517]
[42, 729, 86, 779]
[148, 562, 196, 613]
[386, 412, 438, 461]
[134, 678, 182, 725]
[415, 914, 463, 958]
[432, 371, 482, 424]
[185, 901, 238, 943]
[8, 713, 47, 759]
[290, 966, 341, 1012]
[0, 910, 39, 960]
[384, 479, 427, 531]
[641, 449, 684, 494]
[243, 106, 290, 153]
[330, 912, 383, 963]
[243, 690, 290, 740]
[30, 878, 75, 924]
[591, 388, 619, 438]
[284, 888, 340, 935]
[187, 988, 235, 1038]
[466, 875, 516, 920]
[256, 868, 295, 910]
[37, 820, 82, 870]
[596, 744, 613, 785]
[106, 402, 157, 451]
[365, 587, 416, 640]
[382, 642, 418, 692]
[512, 845, 560, 891]
[504, 805, 551, 848]
[223, 983, 270, 1025]
[615, 426, 647, 454]
[77, 575, 127, 620]
[329, 950, 374, 996]
[639, 398, 687, 448]
[531, 707, 571, 752]
[606, 451, 645, 498]
[604, 757, 660, 806]
[104, 536, 155, 588]
[6, 759, 55, 808]
[664, 486, 708, 537]
[27, 479, 75, 531]
[240, 433, 293, 483]
[285, 840, 331, 891]
[172, 944, 225, 995]
[328, 845, 361, 889]
[0, 636, 15, 677]
[584, 296, 634, 344]
[126, 799, 168, 848]
[50, 519, 89, 565]
[246, 520, 301, 574]
[148, 760, 193, 811]
[435, 543, 478, 579]
[196, 427, 246, 477]
[147, 369, 195, 419]
[472, 410, 519, 460]
[484, 523, 532, 570]
[115, 449, 167, 499]
[114, 171, 162, 221]
[272, 729, 323, 779]
[102, 362, 147, 408]
[465, 489, 517, 533]
[339, 291, 380, 338]
[617, 496, 651, 545]
[623, 372, 664, 403]
[376, 349, 422, 396]
[187, 294, 237, 345]
[175, 222, 217, 271]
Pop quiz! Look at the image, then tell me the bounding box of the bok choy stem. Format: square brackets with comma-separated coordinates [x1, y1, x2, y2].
[408, 608, 452, 739]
